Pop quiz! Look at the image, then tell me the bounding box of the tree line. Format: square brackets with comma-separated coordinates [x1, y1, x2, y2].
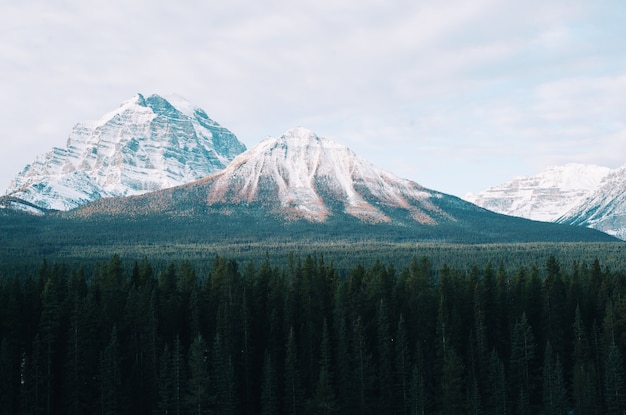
[0, 252, 625, 414]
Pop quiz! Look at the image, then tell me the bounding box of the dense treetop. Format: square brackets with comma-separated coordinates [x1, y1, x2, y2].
[1, 251, 626, 414]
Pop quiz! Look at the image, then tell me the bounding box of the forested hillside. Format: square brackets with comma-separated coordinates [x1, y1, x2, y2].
[1, 253, 626, 414]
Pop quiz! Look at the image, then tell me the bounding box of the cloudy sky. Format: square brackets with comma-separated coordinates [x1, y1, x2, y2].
[2, 0, 625, 197]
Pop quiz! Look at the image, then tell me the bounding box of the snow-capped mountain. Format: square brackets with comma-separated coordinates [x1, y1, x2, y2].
[465, 163, 611, 222]
[71, 127, 616, 243]
[202, 127, 456, 223]
[77, 127, 453, 224]
[5, 94, 246, 211]
[558, 165, 626, 240]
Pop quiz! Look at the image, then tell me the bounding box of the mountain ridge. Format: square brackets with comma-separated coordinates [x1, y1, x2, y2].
[557, 165, 626, 239]
[465, 163, 611, 222]
[5, 93, 246, 210]
[65, 127, 616, 244]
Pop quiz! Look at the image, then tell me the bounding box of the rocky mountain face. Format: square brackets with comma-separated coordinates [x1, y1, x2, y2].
[4, 94, 246, 211]
[75, 127, 463, 224]
[557, 165, 626, 240]
[198, 127, 451, 224]
[464, 163, 626, 240]
[465, 164, 611, 222]
[70, 127, 615, 243]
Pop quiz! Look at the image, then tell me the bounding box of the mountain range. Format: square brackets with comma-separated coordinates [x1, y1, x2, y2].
[4, 94, 246, 211]
[465, 164, 626, 240]
[0, 94, 620, 248]
[57, 126, 611, 245]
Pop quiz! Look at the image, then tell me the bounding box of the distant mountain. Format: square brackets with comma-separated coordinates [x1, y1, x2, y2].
[5, 94, 246, 210]
[68, 128, 615, 244]
[465, 164, 612, 222]
[558, 165, 626, 240]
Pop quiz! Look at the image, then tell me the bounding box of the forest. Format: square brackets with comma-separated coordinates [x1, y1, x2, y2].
[1, 252, 626, 414]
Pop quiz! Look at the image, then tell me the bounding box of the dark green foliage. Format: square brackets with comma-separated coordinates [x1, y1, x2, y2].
[261, 350, 279, 415]
[186, 334, 210, 415]
[605, 338, 626, 415]
[2, 249, 626, 414]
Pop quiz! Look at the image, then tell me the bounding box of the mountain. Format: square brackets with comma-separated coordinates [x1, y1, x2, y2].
[557, 165, 626, 240]
[4, 93, 246, 211]
[67, 128, 615, 244]
[465, 163, 611, 222]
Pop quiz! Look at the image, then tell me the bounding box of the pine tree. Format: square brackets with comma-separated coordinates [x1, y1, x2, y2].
[187, 334, 210, 415]
[312, 319, 336, 415]
[542, 341, 567, 415]
[261, 351, 279, 415]
[334, 307, 352, 413]
[212, 332, 237, 415]
[395, 314, 411, 415]
[38, 277, 60, 415]
[0, 338, 15, 415]
[510, 313, 537, 415]
[284, 326, 304, 415]
[441, 346, 465, 415]
[376, 299, 394, 411]
[99, 325, 121, 415]
[571, 305, 596, 415]
[352, 316, 375, 414]
[172, 335, 185, 415]
[486, 348, 507, 415]
[409, 363, 426, 415]
[604, 338, 626, 415]
[156, 344, 173, 415]
[64, 285, 87, 415]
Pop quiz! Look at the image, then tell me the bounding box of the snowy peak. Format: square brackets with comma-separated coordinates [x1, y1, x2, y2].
[558, 164, 626, 240]
[465, 163, 611, 222]
[69, 128, 618, 243]
[200, 127, 444, 223]
[6, 94, 246, 211]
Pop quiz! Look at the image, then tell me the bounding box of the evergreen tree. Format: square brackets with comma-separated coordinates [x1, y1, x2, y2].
[352, 316, 375, 414]
[38, 277, 61, 415]
[156, 344, 173, 415]
[0, 338, 15, 415]
[510, 313, 537, 415]
[376, 299, 394, 411]
[99, 325, 121, 415]
[64, 283, 88, 415]
[172, 335, 186, 415]
[409, 363, 426, 415]
[187, 334, 210, 415]
[572, 305, 596, 415]
[261, 351, 279, 415]
[441, 346, 465, 415]
[284, 326, 304, 415]
[212, 332, 237, 415]
[311, 319, 336, 414]
[395, 314, 411, 415]
[542, 341, 567, 415]
[604, 338, 626, 415]
[334, 306, 352, 413]
[486, 348, 507, 415]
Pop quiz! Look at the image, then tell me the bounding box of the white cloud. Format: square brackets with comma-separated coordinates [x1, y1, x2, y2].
[1, 0, 625, 196]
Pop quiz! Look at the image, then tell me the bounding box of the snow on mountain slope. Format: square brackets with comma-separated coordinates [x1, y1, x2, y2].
[5, 94, 246, 211]
[203, 127, 447, 223]
[557, 165, 626, 240]
[465, 163, 611, 222]
[77, 127, 457, 225]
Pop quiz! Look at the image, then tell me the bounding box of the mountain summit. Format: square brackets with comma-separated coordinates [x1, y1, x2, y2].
[465, 163, 611, 222]
[5, 94, 246, 210]
[557, 165, 626, 240]
[80, 127, 452, 224]
[73, 128, 615, 243]
[202, 127, 448, 223]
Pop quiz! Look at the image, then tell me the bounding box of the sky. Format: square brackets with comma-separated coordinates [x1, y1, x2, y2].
[2, 0, 626, 197]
